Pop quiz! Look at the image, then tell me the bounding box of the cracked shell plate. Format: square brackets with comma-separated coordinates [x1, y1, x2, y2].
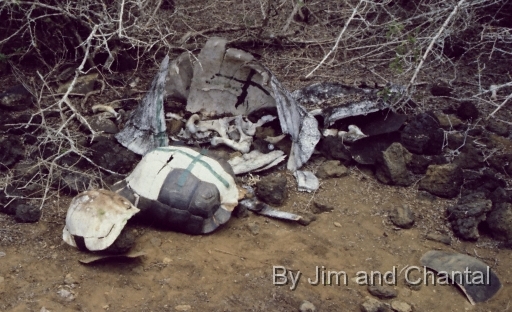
[63, 189, 140, 251]
[420, 250, 502, 305]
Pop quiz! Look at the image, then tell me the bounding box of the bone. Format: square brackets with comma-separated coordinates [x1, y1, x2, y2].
[185, 114, 276, 153]
[240, 115, 276, 136]
[211, 116, 253, 153]
[92, 104, 118, 118]
[309, 108, 323, 116]
[490, 84, 498, 100]
[165, 112, 185, 122]
[228, 150, 286, 174]
[323, 129, 338, 137]
[338, 125, 367, 142]
[211, 136, 251, 154]
[264, 134, 286, 144]
[186, 114, 232, 137]
[254, 154, 287, 172]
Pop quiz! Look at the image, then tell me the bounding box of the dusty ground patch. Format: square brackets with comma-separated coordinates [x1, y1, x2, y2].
[1, 170, 511, 311]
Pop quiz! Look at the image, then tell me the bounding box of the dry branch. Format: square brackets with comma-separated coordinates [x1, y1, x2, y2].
[0, 0, 510, 213]
[407, 0, 467, 92]
[488, 92, 512, 119]
[304, 0, 363, 79]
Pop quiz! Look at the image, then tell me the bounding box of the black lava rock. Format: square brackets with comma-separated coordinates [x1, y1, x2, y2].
[317, 136, 352, 164]
[489, 187, 512, 205]
[419, 163, 463, 198]
[375, 142, 413, 186]
[486, 120, 509, 137]
[0, 85, 34, 111]
[103, 229, 136, 254]
[0, 198, 22, 215]
[487, 153, 512, 174]
[447, 193, 492, 240]
[255, 174, 288, 206]
[462, 168, 506, 197]
[15, 204, 42, 223]
[0, 137, 25, 170]
[60, 172, 92, 195]
[454, 143, 484, 170]
[90, 137, 140, 174]
[443, 39, 466, 59]
[456, 102, 479, 121]
[350, 132, 401, 165]
[401, 113, 443, 155]
[486, 203, 512, 242]
[430, 84, 453, 97]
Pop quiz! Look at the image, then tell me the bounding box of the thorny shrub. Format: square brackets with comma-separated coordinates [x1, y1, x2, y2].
[0, 0, 511, 209]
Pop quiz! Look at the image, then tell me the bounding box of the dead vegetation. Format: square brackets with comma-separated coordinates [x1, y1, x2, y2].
[0, 0, 511, 210]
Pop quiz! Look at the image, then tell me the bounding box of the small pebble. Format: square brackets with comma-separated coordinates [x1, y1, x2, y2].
[334, 222, 342, 227]
[150, 237, 162, 247]
[390, 205, 414, 229]
[0, 252, 6, 258]
[367, 284, 398, 299]
[391, 300, 412, 312]
[425, 233, 451, 245]
[298, 214, 317, 226]
[400, 288, 412, 297]
[313, 199, 335, 214]
[246, 222, 260, 235]
[57, 288, 75, 301]
[64, 273, 75, 285]
[360, 296, 388, 312]
[404, 270, 422, 291]
[299, 300, 316, 312]
[175, 305, 191, 311]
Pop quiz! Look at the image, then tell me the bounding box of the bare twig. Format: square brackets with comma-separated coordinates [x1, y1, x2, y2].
[282, 0, 302, 33]
[118, 0, 126, 38]
[55, 25, 99, 139]
[305, 0, 363, 79]
[214, 249, 245, 259]
[407, 0, 466, 91]
[487, 92, 512, 119]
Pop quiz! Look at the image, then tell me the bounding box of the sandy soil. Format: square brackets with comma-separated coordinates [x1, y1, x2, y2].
[1, 164, 511, 312]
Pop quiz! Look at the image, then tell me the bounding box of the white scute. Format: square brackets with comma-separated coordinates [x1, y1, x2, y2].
[63, 189, 140, 251]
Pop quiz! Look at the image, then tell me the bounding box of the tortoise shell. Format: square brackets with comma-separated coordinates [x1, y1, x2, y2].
[62, 189, 140, 251]
[113, 146, 238, 234]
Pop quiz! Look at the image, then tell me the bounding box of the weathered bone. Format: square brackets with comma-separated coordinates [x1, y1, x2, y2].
[185, 114, 276, 154]
[338, 125, 367, 142]
[322, 125, 367, 142]
[92, 104, 118, 118]
[264, 134, 286, 144]
[186, 114, 232, 137]
[323, 129, 338, 137]
[211, 116, 252, 153]
[228, 150, 286, 174]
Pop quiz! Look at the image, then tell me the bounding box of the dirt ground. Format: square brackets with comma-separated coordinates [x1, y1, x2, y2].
[1, 164, 512, 311]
